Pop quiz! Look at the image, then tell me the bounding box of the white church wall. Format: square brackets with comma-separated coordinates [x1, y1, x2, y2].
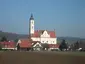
[31, 37, 57, 44]
[31, 37, 40, 41]
[40, 38, 57, 44]
[40, 38, 50, 44]
[40, 30, 57, 44]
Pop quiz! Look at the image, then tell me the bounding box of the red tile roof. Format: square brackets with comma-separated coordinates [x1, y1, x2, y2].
[48, 31, 56, 38]
[19, 39, 32, 48]
[31, 30, 56, 38]
[48, 44, 59, 48]
[0, 41, 15, 48]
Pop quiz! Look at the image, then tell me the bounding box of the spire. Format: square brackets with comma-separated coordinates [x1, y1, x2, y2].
[30, 13, 34, 20]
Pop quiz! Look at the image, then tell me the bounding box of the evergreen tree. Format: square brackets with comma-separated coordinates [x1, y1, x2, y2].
[0, 43, 2, 50]
[14, 39, 18, 43]
[74, 41, 79, 50]
[0, 36, 7, 42]
[42, 43, 49, 50]
[17, 43, 20, 50]
[59, 39, 68, 51]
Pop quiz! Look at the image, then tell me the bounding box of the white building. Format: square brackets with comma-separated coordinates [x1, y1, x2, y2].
[29, 14, 57, 45]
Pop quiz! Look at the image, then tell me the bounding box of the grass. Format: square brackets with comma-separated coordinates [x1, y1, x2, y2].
[52, 51, 85, 56]
[0, 51, 85, 64]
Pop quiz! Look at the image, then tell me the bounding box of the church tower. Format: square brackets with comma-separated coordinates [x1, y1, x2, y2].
[29, 14, 35, 35]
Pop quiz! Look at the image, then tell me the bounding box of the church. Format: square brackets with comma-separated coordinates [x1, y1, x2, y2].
[29, 14, 57, 45]
[17, 14, 58, 51]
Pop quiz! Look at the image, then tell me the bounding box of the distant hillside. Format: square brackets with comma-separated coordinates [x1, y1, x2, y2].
[0, 31, 28, 40]
[0, 30, 85, 44]
[57, 37, 85, 44]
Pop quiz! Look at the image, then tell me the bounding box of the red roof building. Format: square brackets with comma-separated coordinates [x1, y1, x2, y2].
[30, 30, 57, 45]
[31, 30, 56, 38]
[0, 41, 16, 50]
[48, 44, 59, 48]
[17, 39, 32, 48]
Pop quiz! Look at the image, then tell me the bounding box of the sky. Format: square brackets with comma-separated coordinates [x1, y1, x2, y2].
[0, 0, 85, 38]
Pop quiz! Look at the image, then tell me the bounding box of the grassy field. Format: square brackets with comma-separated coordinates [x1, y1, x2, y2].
[0, 51, 85, 64]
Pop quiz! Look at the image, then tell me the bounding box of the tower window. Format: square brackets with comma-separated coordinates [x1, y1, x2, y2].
[32, 21, 34, 24]
[32, 26, 34, 29]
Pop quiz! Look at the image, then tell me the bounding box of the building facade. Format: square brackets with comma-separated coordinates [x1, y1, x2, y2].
[29, 14, 57, 45]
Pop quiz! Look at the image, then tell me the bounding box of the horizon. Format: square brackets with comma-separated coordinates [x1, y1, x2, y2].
[0, 30, 85, 39]
[0, 0, 85, 38]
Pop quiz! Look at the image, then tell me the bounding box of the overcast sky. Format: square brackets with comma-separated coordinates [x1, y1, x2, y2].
[0, 0, 85, 38]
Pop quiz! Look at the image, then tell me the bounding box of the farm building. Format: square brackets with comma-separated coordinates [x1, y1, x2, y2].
[0, 41, 16, 50]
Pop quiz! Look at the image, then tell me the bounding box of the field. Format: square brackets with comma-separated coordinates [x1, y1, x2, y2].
[0, 51, 85, 64]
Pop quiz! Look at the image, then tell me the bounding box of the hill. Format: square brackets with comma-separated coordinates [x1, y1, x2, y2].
[0, 30, 28, 40]
[0, 30, 85, 44]
[57, 37, 85, 44]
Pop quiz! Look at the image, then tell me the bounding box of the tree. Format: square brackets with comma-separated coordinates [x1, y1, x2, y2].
[14, 39, 19, 43]
[41, 43, 49, 50]
[0, 43, 2, 50]
[59, 39, 68, 51]
[17, 43, 20, 50]
[74, 41, 79, 50]
[0, 36, 7, 42]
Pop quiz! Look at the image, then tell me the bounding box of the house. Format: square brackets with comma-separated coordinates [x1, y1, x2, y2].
[78, 42, 85, 51]
[17, 39, 42, 51]
[70, 41, 85, 51]
[31, 41, 42, 51]
[28, 14, 57, 50]
[0, 41, 16, 50]
[48, 44, 59, 51]
[17, 39, 32, 51]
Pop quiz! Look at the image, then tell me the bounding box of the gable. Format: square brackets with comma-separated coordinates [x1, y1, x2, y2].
[31, 30, 56, 38]
[33, 42, 42, 47]
[18, 40, 21, 43]
[40, 30, 50, 38]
